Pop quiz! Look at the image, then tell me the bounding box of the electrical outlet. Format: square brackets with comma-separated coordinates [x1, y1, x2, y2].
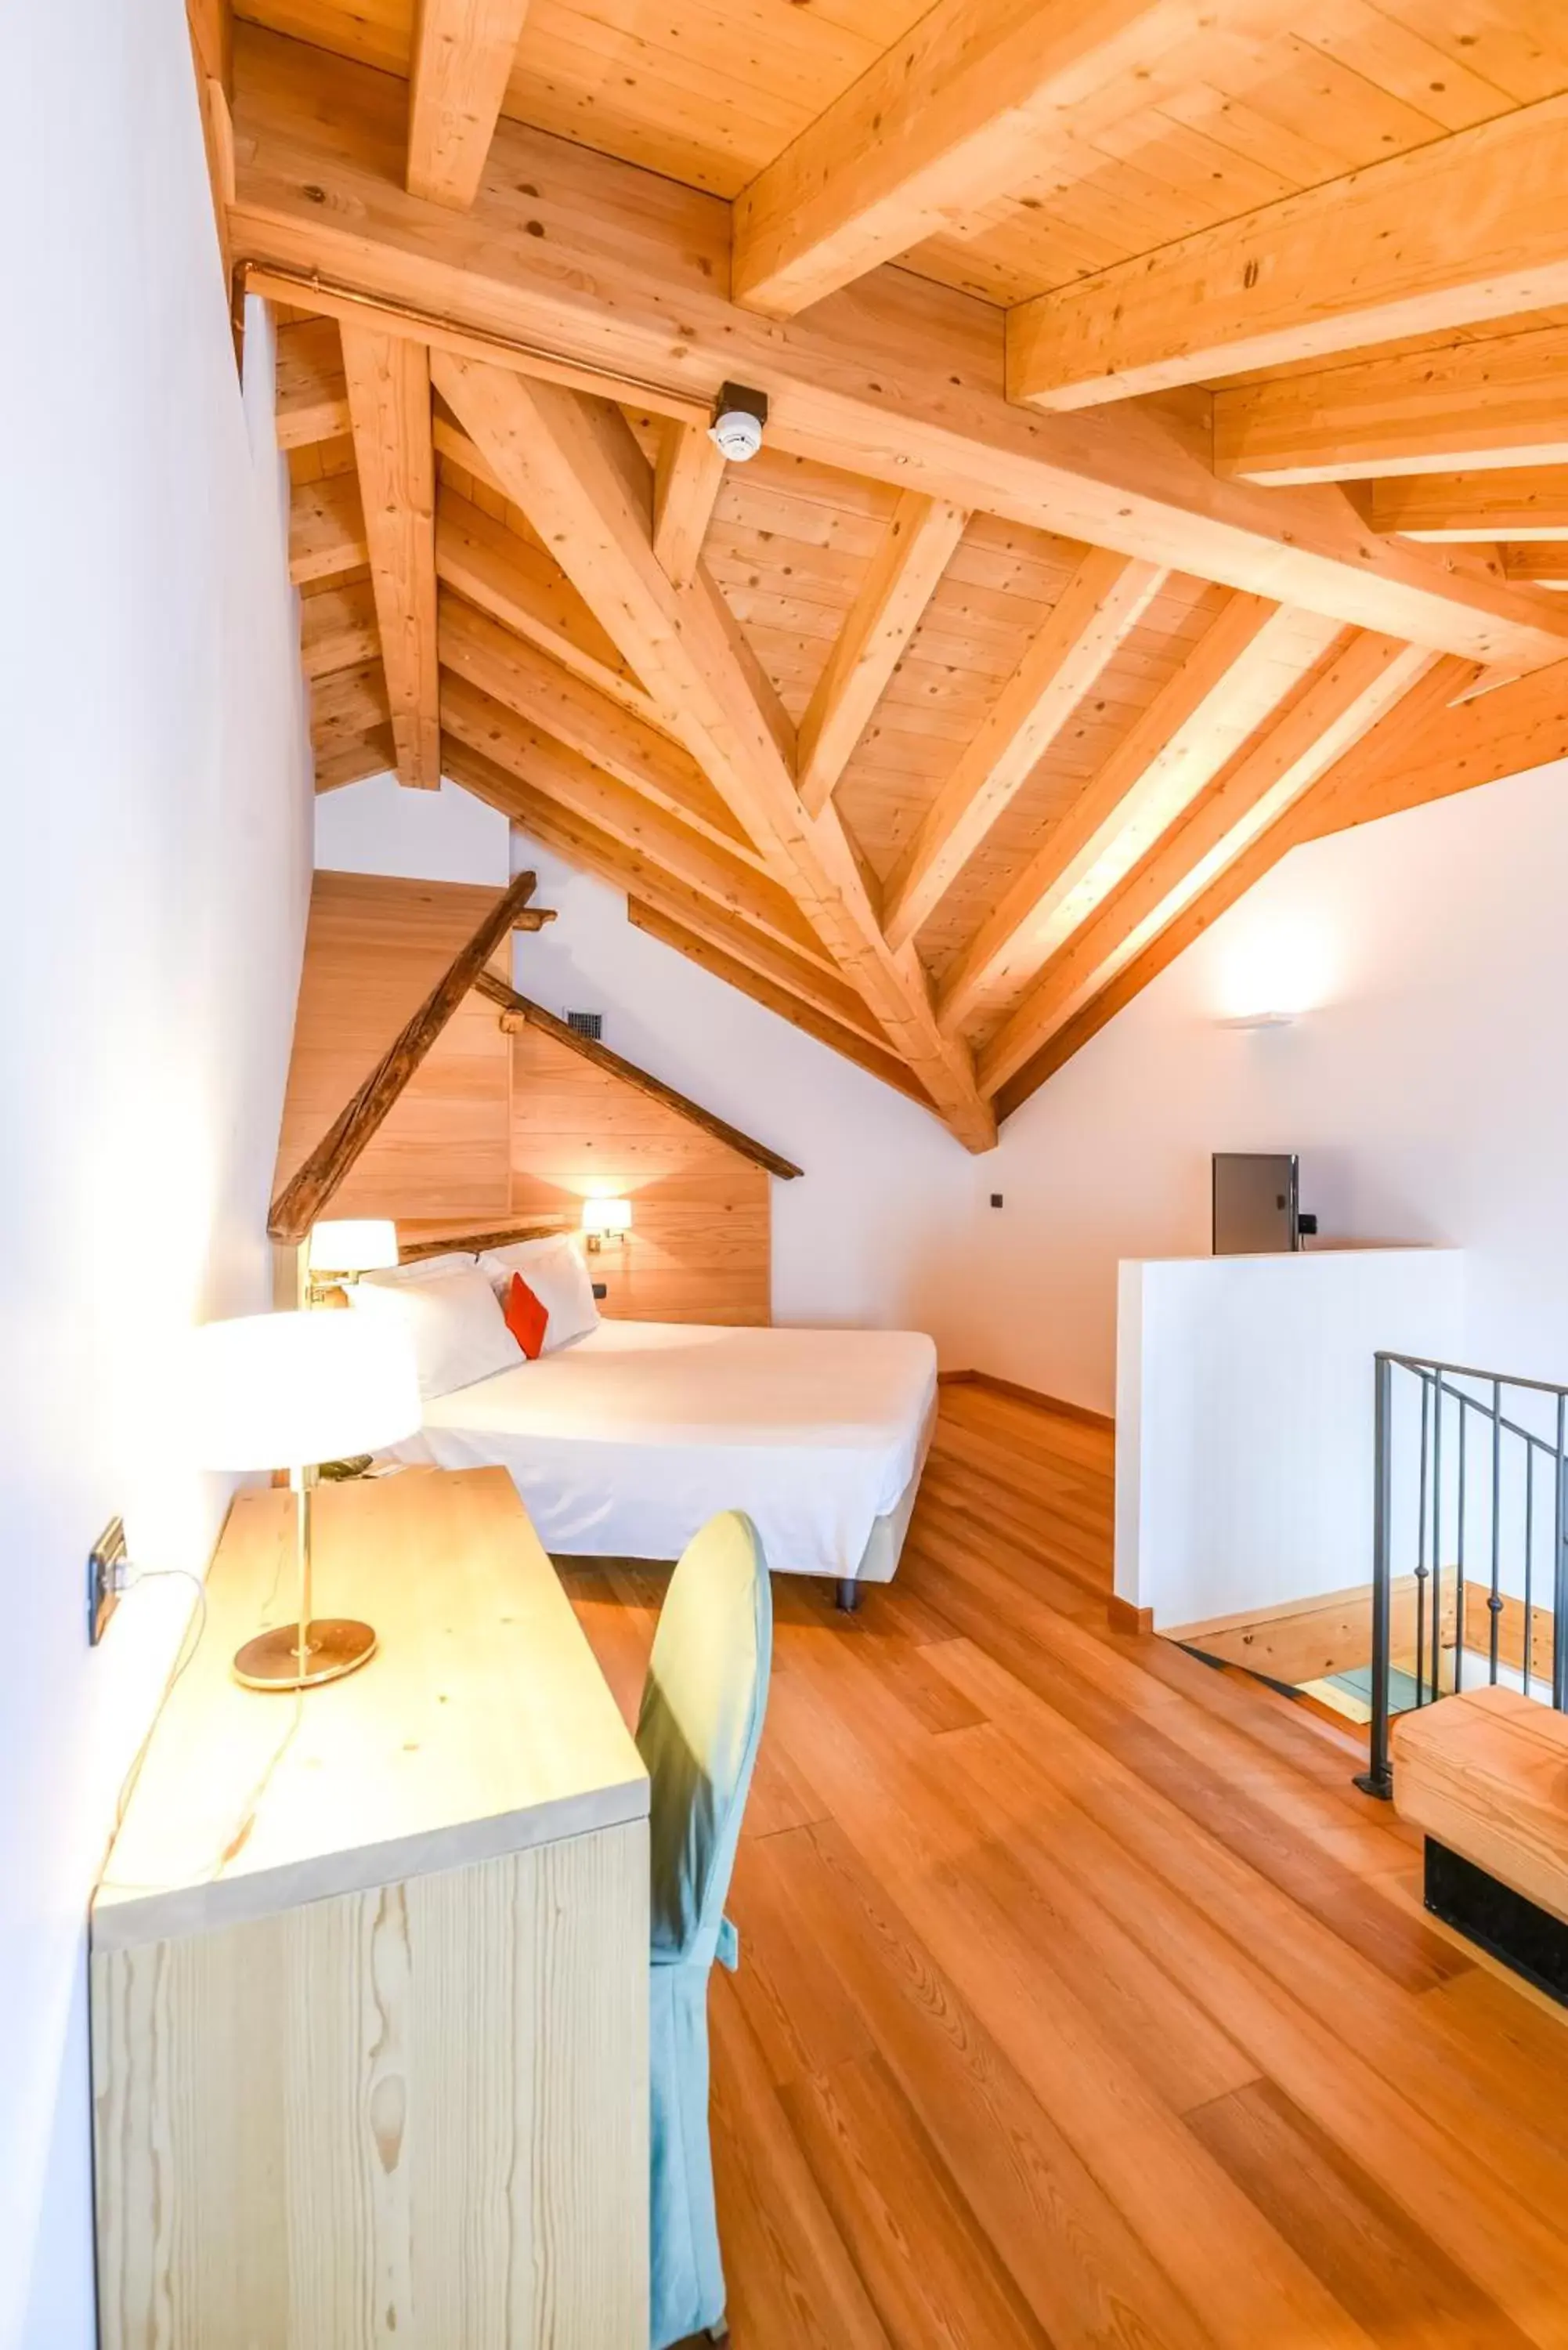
[88, 1517, 128, 1646]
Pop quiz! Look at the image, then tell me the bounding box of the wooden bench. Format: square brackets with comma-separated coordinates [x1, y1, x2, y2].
[1395, 1687, 1568, 1995]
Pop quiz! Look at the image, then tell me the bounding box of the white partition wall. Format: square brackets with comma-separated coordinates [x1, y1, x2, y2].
[1115, 1249, 1465, 1630]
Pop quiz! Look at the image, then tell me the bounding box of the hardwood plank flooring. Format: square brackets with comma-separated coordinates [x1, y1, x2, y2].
[562, 1386, 1568, 2350]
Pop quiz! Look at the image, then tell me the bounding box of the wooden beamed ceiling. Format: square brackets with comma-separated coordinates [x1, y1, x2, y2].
[216, 0, 1568, 1145]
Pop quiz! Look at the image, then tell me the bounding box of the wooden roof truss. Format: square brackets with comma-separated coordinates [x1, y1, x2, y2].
[201, 0, 1568, 1146]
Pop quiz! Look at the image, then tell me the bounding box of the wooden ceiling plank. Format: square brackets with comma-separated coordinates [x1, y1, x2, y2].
[435, 486, 659, 725]
[312, 659, 389, 752]
[881, 547, 1167, 951]
[442, 739, 892, 1047]
[652, 422, 728, 589]
[937, 588, 1282, 1029]
[978, 631, 1436, 1094]
[1367, 470, 1568, 541]
[288, 468, 367, 586]
[473, 969, 803, 1177]
[627, 900, 934, 1109]
[731, 0, 1296, 319]
[430, 351, 995, 1145]
[274, 316, 351, 449]
[407, 0, 534, 208]
[315, 725, 397, 795]
[268, 866, 541, 1242]
[797, 491, 970, 818]
[438, 591, 757, 858]
[300, 578, 380, 680]
[341, 327, 441, 787]
[438, 670, 840, 971]
[229, 34, 1568, 673]
[1008, 94, 1568, 411]
[1213, 324, 1568, 486]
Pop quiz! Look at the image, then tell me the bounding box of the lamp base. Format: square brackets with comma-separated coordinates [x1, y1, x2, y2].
[233, 1618, 378, 1691]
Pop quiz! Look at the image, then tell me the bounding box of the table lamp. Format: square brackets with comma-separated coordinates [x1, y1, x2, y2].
[189, 1310, 421, 1690]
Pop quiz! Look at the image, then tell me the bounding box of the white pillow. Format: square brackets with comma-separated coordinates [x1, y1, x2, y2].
[348, 1267, 521, 1399]
[365, 1250, 479, 1285]
[479, 1235, 600, 1354]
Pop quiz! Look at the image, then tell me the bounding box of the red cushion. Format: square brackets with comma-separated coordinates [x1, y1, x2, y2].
[504, 1271, 549, 1361]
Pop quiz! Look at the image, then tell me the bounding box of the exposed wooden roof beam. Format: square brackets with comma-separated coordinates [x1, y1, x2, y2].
[430, 351, 995, 1144]
[797, 491, 969, 818]
[473, 969, 803, 1177]
[443, 739, 894, 1050]
[937, 589, 1284, 1030]
[992, 652, 1568, 1117]
[439, 672, 840, 971]
[1366, 471, 1568, 543]
[438, 594, 755, 860]
[300, 578, 380, 680]
[978, 632, 1435, 1095]
[269, 867, 541, 1241]
[882, 548, 1165, 951]
[406, 0, 533, 209]
[1503, 546, 1568, 590]
[341, 327, 440, 787]
[1008, 95, 1568, 412]
[229, 32, 1568, 673]
[1213, 326, 1568, 487]
[288, 469, 367, 586]
[627, 900, 934, 1109]
[731, 0, 1287, 319]
[652, 423, 728, 590]
[274, 316, 350, 449]
[435, 487, 659, 726]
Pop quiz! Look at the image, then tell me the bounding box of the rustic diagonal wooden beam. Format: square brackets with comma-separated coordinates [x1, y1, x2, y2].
[472, 970, 803, 1178]
[268, 867, 543, 1242]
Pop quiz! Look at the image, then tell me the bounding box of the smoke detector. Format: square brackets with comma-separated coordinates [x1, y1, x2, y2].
[708, 381, 769, 463]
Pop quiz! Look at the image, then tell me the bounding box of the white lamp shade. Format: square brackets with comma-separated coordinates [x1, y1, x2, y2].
[188, 1311, 421, 1472]
[307, 1218, 400, 1275]
[581, 1197, 632, 1236]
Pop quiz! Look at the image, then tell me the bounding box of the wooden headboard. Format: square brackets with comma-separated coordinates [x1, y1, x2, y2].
[275, 871, 794, 1325]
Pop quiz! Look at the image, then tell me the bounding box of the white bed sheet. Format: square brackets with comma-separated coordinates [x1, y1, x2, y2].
[392, 1319, 938, 1579]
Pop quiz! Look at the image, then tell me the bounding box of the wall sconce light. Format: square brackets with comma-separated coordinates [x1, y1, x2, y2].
[581, 1198, 632, 1253]
[305, 1218, 399, 1301]
[1218, 1011, 1297, 1031]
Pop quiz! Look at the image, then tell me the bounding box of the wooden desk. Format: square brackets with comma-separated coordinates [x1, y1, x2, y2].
[91, 1467, 649, 2349]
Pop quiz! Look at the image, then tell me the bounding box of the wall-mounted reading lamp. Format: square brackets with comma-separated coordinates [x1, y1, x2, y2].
[305, 1218, 399, 1301]
[580, 1198, 632, 1253]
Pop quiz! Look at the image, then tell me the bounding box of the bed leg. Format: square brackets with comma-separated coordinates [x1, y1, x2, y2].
[835, 1578, 861, 1614]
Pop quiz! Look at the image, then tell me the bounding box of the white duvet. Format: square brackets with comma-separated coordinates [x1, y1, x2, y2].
[392, 1319, 938, 1579]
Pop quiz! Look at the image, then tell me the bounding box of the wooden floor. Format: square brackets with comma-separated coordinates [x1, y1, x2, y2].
[565, 1383, 1568, 2350]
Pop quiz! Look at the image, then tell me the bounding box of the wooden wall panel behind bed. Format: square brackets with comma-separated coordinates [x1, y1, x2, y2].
[509, 1025, 771, 1326]
[274, 872, 513, 1227]
[276, 870, 771, 1322]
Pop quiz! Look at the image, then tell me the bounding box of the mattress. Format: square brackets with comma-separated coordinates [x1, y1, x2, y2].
[392, 1318, 939, 1582]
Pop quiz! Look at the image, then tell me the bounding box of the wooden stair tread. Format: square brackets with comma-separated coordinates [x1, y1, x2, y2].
[1394, 1687, 1568, 1928]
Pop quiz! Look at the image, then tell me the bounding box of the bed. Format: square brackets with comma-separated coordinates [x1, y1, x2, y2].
[391, 1318, 938, 1603]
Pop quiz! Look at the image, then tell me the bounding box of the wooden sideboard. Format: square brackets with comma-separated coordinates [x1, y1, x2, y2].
[91, 1466, 649, 2348]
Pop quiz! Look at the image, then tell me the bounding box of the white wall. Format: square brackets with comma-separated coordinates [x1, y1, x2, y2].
[1115, 1249, 1465, 1625]
[966, 755, 1568, 1415]
[317, 778, 976, 1341]
[0, 6, 313, 2340]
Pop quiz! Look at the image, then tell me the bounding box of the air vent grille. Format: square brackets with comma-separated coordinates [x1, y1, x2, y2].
[565, 1009, 603, 1042]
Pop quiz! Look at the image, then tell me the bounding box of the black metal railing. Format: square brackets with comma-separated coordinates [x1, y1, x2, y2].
[1358, 1353, 1568, 1798]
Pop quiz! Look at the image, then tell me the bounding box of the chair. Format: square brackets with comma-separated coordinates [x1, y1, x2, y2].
[637, 1511, 774, 2350]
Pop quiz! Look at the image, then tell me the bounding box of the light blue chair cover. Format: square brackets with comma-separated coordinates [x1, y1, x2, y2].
[637, 1511, 773, 2350]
